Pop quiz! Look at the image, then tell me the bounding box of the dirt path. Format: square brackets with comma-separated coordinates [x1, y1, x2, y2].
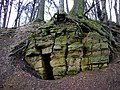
[0, 31, 15, 88]
[2, 63, 120, 90]
[0, 30, 120, 90]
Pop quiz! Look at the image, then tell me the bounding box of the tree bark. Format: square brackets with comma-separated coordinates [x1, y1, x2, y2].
[69, 0, 84, 17]
[30, 0, 36, 22]
[37, 0, 45, 21]
[96, 0, 103, 21]
[101, 0, 108, 23]
[108, 0, 112, 21]
[66, 0, 69, 13]
[14, 0, 21, 27]
[0, 0, 4, 28]
[6, 0, 13, 28]
[2, 0, 9, 28]
[119, 0, 120, 24]
[59, 0, 64, 13]
[114, 0, 119, 23]
[93, 0, 97, 20]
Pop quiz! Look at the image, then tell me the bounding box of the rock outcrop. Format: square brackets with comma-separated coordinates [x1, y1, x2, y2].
[25, 19, 110, 80]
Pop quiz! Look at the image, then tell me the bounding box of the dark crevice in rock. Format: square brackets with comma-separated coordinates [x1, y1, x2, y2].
[83, 46, 88, 57]
[41, 54, 54, 80]
[80, 24, 91, 33]
[26, 53, 40, 57]
[64, 42, 69, 75]
[109, 45, 114, 62]
[52, 33, 57, 52]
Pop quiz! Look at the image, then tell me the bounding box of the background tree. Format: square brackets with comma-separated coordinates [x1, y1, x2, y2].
[114, 0, 119, 23]
[6, 0, 14, 28]
[119, 0, 120, 24]
[59, 0, 64, 13]
[0, 0, 4, 28]
[101, 0, 108, 23]
[66, 0, 69, 13]
[14, 0, 22, 27]
[108, 0, 112, 21]
[69, 0, 84, 16]
[37, 0, 45, 21]
[0, 0, 120, 29]
[2, 0, 9, 28]
[30, 0, 37, 22]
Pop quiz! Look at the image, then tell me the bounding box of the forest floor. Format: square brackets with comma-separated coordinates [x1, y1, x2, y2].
[0, 25, 120, 90]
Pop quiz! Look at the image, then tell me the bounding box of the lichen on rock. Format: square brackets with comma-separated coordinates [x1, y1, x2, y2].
[25, 17, 111, 80]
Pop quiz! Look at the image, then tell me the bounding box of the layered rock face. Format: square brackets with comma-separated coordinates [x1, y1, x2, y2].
[25, 21, 110, 80]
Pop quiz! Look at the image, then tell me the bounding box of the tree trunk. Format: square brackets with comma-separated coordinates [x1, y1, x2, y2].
[66, 0, 69, 13]
[119, 0, 120, 24]
[59, 0, 64, 13]
[84, 0, 88, 16]
[114, 0, 119, 23]
[101, 0, 108, 23]
[69, 0, 84, 17]
[0, 0, 4, 28]
[108, 0, 112, 21]
[37, 0, 45, 21]
[14, 0, 21, 27]
[96, 0, 102, 21]
[2, 0, 9, 28]
[93, 0, 97, 20]
[6, 0, 13, 28]
[30, 0, 36, 22]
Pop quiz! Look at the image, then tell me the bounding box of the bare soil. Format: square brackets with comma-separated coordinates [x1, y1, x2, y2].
[0, 29, 120, 90]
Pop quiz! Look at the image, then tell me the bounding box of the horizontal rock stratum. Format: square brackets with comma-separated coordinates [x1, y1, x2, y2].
[25, 18, 110, 80]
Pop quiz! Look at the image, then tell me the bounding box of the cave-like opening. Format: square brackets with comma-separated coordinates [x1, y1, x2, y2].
[42, 53, 54, 80]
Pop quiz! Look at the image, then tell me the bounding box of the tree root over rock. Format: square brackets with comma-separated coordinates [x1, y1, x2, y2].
[10, 16, 120, 80]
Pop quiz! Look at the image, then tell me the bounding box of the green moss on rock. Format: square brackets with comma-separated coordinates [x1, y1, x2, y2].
[25, 18, 111, 80]
[53, 66, 66, 76]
